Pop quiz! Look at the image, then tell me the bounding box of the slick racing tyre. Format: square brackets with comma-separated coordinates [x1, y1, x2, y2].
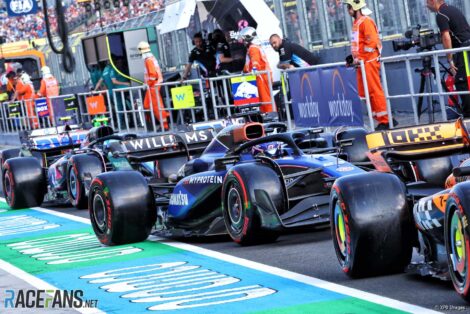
[67, 154, 104, 209]
[330, 172, 413, 277]
[89, 171, 156, 246]
[0, 148, 20, 170]
[445, 183, 470, 301]
[222, 163, 283, 245]
[2, 157, 46, 209]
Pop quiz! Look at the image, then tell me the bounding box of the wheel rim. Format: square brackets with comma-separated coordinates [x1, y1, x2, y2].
[4, 171, 12, 204]
[334, 200, 347, 259]
[92, 193, 107, 233]
[69, 168, 78, 200]
[450, 208, 467, 285]
[227, 186, 243, 233]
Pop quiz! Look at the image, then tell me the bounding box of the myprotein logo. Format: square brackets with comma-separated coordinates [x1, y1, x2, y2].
[2, 289, 97, 309]
[329, 69, 354, 122]
[184, 175, 223, 185]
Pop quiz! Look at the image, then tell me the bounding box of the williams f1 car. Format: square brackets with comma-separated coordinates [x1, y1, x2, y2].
[88, 122, 365, 246]
[330, 118, 470, 301]
[1, 123, 213, 210]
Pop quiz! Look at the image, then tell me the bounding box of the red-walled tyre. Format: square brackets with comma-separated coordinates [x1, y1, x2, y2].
[89, 171, 156, 246]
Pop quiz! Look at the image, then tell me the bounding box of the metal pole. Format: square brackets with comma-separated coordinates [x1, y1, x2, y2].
[360, 61, 375, 130]
[380, 63, 394, 128]
[432, 53, 447, 121]
[405, 59, 420, 125]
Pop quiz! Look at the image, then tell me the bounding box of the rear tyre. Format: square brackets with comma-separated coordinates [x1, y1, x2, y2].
[0, 148, 20, 170]
[2, 157, 46, 209]
[222, 163, 283, 245]
[445, 183, 470, 301]
[89, 171, 156, 246]
[330, 172, 413, 277]
[67, 154, 104, 209]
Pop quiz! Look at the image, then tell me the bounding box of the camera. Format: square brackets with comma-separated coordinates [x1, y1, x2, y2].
[392, 25, 441, 52]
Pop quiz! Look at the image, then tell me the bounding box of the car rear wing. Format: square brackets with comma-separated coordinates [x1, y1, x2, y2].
[122, 129, 214, 162]
[366, 119, 469, 160]
[19, 127, 88, 152]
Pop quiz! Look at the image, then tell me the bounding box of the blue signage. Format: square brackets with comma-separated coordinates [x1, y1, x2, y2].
[289, 67, 363, 127]
[6, 0, 38, 16]
[35, 99, 49, 118]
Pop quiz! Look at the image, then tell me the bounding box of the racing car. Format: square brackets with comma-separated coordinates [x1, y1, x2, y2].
[88, 121, 366, 246]
[1, 124, 90, 209]
[329, 118, 470, 301]
[1, 123, 214, 210]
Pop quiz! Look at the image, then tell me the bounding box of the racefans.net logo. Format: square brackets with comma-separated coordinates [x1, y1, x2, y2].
[2, 289, 98, 309]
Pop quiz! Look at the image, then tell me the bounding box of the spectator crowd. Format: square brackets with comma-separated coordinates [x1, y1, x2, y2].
[0, 0, 165, 43]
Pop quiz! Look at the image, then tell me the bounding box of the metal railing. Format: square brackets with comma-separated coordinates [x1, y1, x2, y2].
[76, 90, 115, 129]
[380, 46, 470, 126]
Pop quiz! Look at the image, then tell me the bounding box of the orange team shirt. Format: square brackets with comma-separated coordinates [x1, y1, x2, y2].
[144, 56, 163, 87]
[245, 44, 271, 72]
[351, 16, 381, 62]
[16, 80, 35, 100]
[39, 77, 60, 97]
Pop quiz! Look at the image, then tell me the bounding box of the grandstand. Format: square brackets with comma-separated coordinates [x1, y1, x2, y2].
[0, 0, 165, 43]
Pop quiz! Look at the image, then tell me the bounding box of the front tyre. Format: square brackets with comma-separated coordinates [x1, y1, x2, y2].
[89, 171, 156, 246]
[330, 172, 413, 277]
[222, 163, 283, 245]
[445, 183, 470, 301]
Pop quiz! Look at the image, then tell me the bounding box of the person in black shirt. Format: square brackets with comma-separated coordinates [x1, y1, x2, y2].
[182, 32, 216, 80]
[269, 34, 318, 69]
[427, 0, 470, 116]
[211, 29, 234, 74]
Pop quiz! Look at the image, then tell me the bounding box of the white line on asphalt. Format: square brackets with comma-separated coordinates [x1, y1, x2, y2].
[0, 198, 439, 313]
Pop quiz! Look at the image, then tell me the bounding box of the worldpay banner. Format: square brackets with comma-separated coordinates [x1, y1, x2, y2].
[289, 67, 363, 127]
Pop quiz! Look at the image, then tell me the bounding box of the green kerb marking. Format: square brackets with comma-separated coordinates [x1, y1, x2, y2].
[251, 297, 408, 314]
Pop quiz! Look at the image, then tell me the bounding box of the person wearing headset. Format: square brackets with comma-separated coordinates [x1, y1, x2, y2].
[343, 0, 394, 130]
[182, 32, 216, 81]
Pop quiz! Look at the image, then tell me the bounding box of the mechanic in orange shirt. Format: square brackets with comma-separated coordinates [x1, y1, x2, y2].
[16, 73, 38, 129]
[343, 0, 394, 130]
[240, 27, 275, 113]
[138, 41, 169, 130]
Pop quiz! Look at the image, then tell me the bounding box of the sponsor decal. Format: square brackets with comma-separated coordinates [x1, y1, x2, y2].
[124, 130, 213, 152]
[289, 67, 363, 127]
[231, 76, 260, 106]
[81, 262, 276, 310]
[32, 133, 87, 149]
[185, 175, 223, 185]
[387, 126, 443, 145]
[2, 289, 98, 309]
[8, 233, 142, 265]
[169, 191, 189, 206]
[6, 0, 37, 16]
[336, 166, 354, 172]
[35, 99, 49, 118]
[0, 215, 59, 236]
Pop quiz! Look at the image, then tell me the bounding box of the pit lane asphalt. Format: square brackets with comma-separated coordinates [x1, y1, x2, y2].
[1, 191, 469, 313]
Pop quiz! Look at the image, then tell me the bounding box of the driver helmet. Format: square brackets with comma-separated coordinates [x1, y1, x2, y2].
[251, 142, 283, 158]
[239, 26, 257, 43]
